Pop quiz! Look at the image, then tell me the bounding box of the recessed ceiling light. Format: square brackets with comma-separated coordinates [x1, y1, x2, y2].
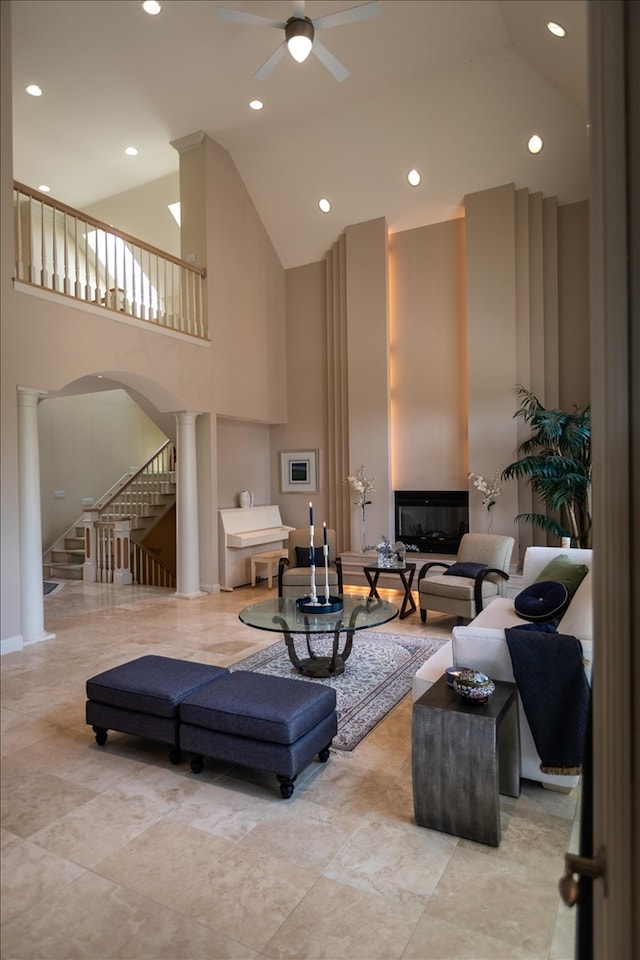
[25, 84, 42, 97]
[142, 1, 161, 14]
[546, 21, 566, 38]
[168, 202, 181, 226]
[407, 169, 421, 187]
[125, 146, 138, 156]
[527, 134, 544, 154]
[318, 198, 331, 214]
[38, 184, 51, 193]
[249, 99, 264, 111]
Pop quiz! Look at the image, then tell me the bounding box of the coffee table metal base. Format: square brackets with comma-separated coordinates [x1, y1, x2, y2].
[273, 614, 352, 677]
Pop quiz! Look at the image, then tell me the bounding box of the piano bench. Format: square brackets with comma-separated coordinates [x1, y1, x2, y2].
[251, 549, 288, 588]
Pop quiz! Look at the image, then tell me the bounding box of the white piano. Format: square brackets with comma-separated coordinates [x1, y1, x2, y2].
[218, 505, 294, 590]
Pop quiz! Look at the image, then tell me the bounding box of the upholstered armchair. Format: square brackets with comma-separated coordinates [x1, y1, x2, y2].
[278, 528, 343, 599]
[417, 533, 515, 623]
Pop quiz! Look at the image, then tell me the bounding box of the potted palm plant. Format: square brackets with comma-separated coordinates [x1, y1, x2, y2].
[501, 386, 592, 548]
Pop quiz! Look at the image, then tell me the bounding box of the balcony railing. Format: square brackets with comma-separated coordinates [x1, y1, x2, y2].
[13, 181, 207, 340]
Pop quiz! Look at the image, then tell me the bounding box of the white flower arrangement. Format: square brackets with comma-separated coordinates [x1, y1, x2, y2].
[345, 465, 375, 509]
[468, 471, 502, 509]
[345, 466, 375, 552]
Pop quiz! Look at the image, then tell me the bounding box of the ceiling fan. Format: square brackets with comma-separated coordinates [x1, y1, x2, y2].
[215, 1, 381, 82]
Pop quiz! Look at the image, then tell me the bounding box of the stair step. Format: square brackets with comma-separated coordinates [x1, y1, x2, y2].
[47, 562, 84, 580]
[51, 549, 85, 563]
[65, 538, 84, 550]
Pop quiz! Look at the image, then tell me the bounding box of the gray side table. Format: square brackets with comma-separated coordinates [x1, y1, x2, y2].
[412, 675, 520, 846]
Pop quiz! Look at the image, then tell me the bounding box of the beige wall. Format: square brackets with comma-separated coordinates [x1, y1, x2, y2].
[465, 185, 521, 546]
[271, 261, 329, 532]
[389, 219, 467, 492]
[558, 200, 590, 409]
[172, 133, 288, 425]
[84, 173, 181, 258]
[344, 218, 393, 548]
[38, 391, 168, 549]
[217, 418, 272, 511]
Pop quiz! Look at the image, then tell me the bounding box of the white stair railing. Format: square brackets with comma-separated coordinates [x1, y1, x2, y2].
[13, 182, 207, 340]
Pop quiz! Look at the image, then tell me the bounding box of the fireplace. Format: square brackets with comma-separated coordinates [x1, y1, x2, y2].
[395, 490, 469, 555]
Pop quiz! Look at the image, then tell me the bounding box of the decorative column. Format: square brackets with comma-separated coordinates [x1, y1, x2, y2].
[175, 410, 205, 599]
[17, 387, 54, 644]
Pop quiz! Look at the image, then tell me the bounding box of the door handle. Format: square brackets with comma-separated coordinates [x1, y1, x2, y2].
[559, 846, 607, 906]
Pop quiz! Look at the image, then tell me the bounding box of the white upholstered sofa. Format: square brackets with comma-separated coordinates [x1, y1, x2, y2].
[412, 546, 593, 790]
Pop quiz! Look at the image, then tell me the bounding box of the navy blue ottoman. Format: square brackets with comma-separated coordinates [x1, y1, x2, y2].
[180, 671, 338, 797]
[86, 655, 229, 764]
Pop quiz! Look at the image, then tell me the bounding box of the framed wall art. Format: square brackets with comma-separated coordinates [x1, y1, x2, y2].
[280, 450, 318, 494]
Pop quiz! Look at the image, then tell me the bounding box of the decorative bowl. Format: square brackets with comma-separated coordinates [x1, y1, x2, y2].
[452, 669, 496, 704]
[445, 666, 472, 686]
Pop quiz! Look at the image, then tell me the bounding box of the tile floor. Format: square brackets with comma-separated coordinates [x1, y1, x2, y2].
[1, 579, 580, 960]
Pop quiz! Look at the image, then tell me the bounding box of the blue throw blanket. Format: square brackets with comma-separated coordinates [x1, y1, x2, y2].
[505, 627, 590, 776]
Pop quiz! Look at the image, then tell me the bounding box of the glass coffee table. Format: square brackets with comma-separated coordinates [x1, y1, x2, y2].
[239, 595, 398, 678]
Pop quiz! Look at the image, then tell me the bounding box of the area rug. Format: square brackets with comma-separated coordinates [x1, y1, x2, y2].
[231, 631, 446, 751]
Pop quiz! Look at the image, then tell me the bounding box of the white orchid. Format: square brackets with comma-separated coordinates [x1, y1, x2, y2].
[468, 471, 502, 509]
[345, 465, 375, 508]
[346, 465, 375, 551]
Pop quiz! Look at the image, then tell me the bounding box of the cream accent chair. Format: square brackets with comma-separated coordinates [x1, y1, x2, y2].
[278, 528, 343, 599]
[417, 533, 515, 623]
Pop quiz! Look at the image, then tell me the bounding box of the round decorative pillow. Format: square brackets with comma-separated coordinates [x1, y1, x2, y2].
[514, 580, 569, 622]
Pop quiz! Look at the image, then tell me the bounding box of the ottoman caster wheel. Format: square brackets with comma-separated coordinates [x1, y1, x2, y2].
[190, 756, 204, 774]
[277, 774, 296, 799]
[169, 747, 182, 765]
[317, 744, 331, 763]
[92, 726, 108, 746]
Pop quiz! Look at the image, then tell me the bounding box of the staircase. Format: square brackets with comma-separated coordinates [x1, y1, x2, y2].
[43, 441, 177, 585]
[45, 527, 86, 580]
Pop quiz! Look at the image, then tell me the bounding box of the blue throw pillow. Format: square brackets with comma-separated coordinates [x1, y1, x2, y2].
[295, 546, 325, 567]
[443, 561, 487, 579]
[514, 580, 569, 622]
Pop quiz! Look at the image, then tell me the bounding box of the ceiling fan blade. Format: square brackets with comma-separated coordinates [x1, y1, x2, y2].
[291, 0, 306, 19]
[313, 0, 381, 32]
[312, 39, 350, 82]
[254, 41, 287, 80]
[216, 7, 284, 29]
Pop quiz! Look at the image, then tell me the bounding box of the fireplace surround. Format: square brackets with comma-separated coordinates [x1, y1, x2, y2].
[395, 490, 469, 555]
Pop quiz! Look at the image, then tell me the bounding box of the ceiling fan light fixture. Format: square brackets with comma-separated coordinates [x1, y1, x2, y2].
[285, 18, 314, 63]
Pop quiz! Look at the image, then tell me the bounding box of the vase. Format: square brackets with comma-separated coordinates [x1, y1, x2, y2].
[486, 508, 493, 534]
[360, 506, 367, 553]
[393, 542, 407, 566]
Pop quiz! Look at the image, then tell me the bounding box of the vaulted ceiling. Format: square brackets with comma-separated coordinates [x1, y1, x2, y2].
[10, 0, 588, 269]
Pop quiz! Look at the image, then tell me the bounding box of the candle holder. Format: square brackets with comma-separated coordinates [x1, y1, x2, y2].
[296, 595, 344, 614]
